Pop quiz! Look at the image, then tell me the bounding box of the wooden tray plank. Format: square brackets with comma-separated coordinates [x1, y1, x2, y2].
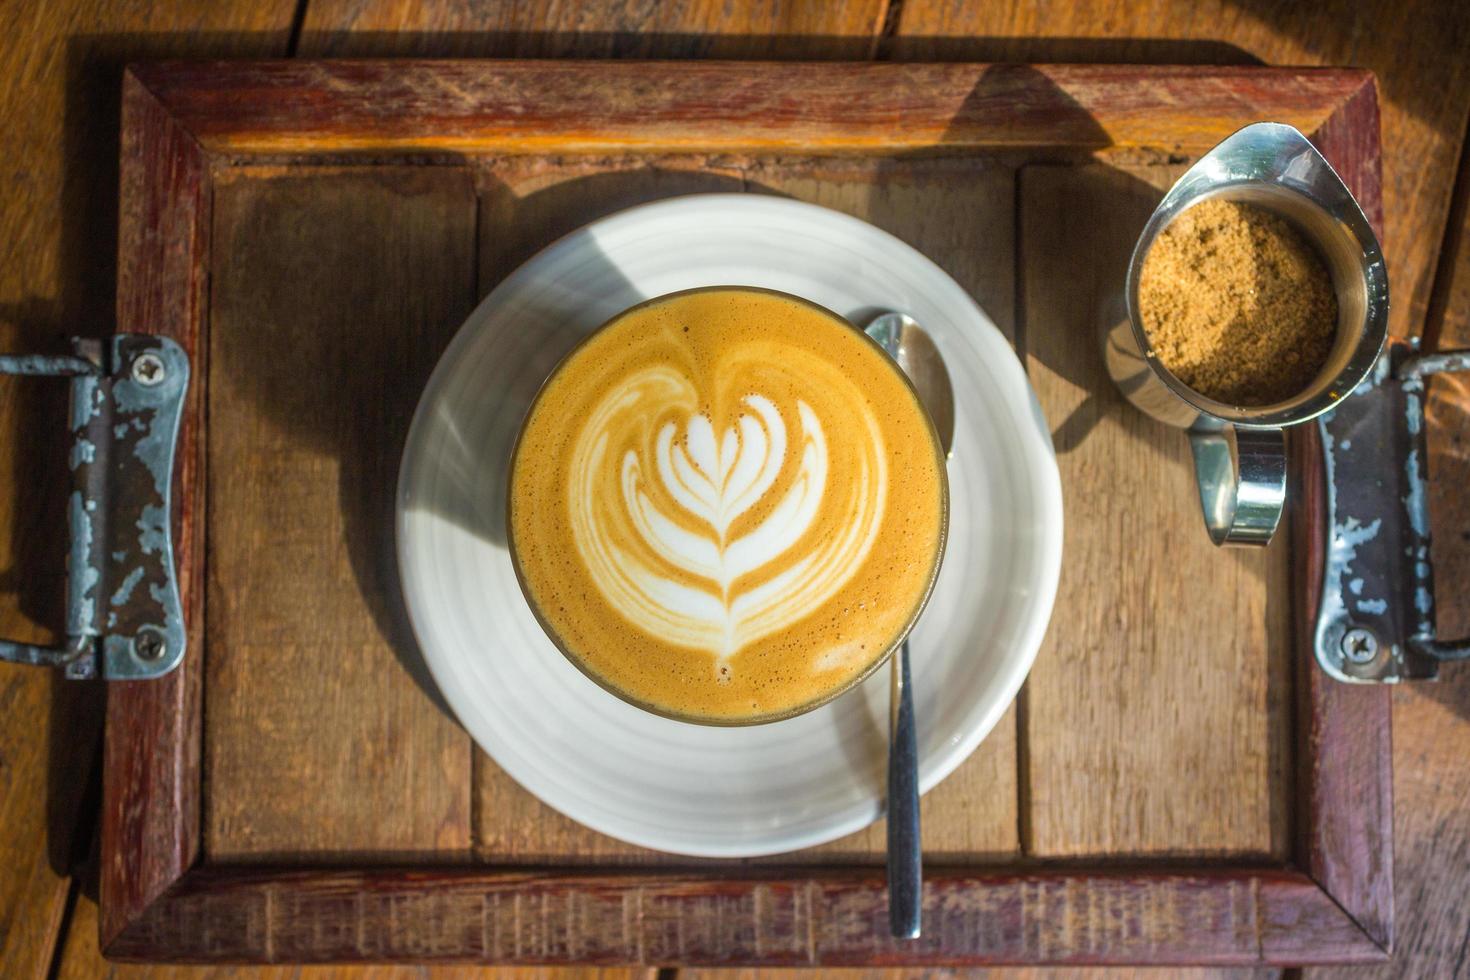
[744, 155, 1021, 861]
[743, 156, 1017, 340]
[1019, 163, 1293, 858]
[1427, 373, 1470, 643]
[105, 866, 1383, 966]
[297, 0, 888, 59]
[469, 156, 1021, 865]
[103, 73, 215, 945]
[60, 891, 657, 980]
[204, 167, 478, 860]
[477, 155, 748, 285]
[682, 968, 1280, 979]
[471, 156, 748, 865]
[1425, 112, 1470, 635]
[1294, 93, 1394, 952]
[127, 61, 1366, 158]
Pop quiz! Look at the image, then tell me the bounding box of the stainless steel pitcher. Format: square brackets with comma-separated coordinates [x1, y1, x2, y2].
[1103, 122, 1389, 546]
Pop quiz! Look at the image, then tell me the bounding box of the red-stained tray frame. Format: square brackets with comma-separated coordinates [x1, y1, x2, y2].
[102, 60, 1390, 966]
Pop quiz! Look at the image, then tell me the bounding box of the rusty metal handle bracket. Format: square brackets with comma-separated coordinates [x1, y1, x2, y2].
[0, 336, 189, 680]
[1315, 343, 1470, 682]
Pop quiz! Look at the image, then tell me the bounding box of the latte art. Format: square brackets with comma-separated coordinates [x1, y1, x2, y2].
[510, 288, 945, 723]
[569, 368, 886, 665]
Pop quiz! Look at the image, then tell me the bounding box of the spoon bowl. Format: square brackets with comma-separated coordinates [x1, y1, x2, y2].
[866, 312, 956, 455]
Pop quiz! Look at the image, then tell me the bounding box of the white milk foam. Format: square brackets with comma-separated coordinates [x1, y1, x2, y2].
[567, 364, 887, 664]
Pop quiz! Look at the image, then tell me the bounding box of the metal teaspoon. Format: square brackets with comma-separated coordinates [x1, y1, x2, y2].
[864, 311, 955, 939]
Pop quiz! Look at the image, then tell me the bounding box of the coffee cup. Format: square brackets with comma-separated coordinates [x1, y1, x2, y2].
[507, 286, 949, 725]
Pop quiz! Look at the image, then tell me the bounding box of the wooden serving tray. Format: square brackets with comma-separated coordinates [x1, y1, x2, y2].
[103, 60, 1390, 966]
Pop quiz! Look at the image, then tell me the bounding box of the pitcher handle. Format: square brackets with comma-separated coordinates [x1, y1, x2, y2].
[1187, 423, 1286, 546]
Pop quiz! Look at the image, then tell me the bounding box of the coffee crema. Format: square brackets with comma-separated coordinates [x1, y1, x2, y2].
[509, 288, 946, 723]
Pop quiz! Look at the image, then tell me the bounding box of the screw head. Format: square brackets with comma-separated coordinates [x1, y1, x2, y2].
[1340, 627, 1379, 664]
[133, 629, 167, 662]
[132, 352, 165, 386]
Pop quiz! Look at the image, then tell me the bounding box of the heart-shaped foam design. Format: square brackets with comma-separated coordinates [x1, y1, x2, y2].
[568, 363, 886, 662]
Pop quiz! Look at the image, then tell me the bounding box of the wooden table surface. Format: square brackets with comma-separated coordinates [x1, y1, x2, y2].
[2, 2, 1467, 978]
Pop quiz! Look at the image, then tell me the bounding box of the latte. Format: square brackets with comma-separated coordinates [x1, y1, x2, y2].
[509, 288, 946, 723]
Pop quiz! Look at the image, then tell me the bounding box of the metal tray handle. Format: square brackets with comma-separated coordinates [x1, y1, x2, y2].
[0, 336, 188, 680]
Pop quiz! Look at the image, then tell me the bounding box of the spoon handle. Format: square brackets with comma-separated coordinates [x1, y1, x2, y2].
[887, 639, 922, 938]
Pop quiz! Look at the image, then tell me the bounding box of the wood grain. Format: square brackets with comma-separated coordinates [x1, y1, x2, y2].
[741, 155, 1016, 341]
[126, 61, 1370, 159]
[1020, 164, 1292, 858]
[891, 0, 1470, 347]
[1303, 37, 1470, 980]
[1424, 134, 1470, 642]
[298, 0, 887, 59]
[1302, 671, 1470, 980]
[1293, 99, 1395, 953]
[741, 156, 1021, 863]
[469, 155, 1020, 866]
[59, 891, 654, 980]
[102, 72, 215, 950]
[0, 4, 294, 974]
[682, 969, 1281, 979]
[102, 866, 1385, 966]
[471, 154, 745, 866]
[1291, 443, 1393, 952]
[204, 168, 477, 861]
[0, 674, 93, 980]
[1305, 106, 1465, 962]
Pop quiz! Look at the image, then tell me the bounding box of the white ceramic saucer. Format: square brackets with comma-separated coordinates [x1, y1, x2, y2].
[397, 194, 1063, 857]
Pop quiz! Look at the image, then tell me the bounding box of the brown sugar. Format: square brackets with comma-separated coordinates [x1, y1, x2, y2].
[1137, 198, 1338, 407]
